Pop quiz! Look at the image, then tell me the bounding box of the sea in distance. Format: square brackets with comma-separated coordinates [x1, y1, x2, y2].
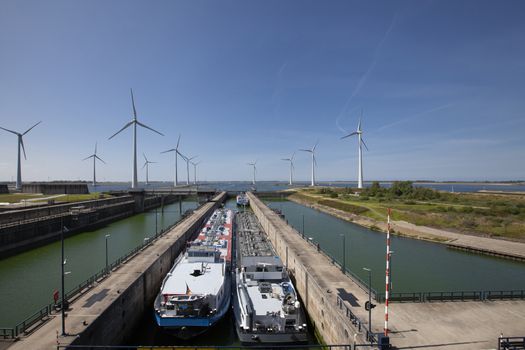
[88, 181, 525, 194]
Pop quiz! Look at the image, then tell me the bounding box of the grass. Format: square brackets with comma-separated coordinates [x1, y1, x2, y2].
[34, 193, 112, 203]
[0, 193, 43, 203]
[290, 187, 525, 241]
[0, 192, 112, 204]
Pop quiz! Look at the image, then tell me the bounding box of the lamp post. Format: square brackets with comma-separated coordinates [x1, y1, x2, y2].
[60, 223, 69, 336]
[155, 206, 158, 236]
[340, 233, 346, 273]
[302, 214, 305, 238]
[363, 267, 372, 343]
[105, 234, 110, 270]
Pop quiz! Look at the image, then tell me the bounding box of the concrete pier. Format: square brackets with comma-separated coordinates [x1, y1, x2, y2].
[6, 192, 226, 350]
[247, 192, 525, 349]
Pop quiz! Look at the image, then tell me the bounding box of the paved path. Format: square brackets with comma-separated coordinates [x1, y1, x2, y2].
[254, 194, 525, 349]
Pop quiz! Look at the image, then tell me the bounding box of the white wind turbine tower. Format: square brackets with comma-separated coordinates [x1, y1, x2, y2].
[180, 153, 197, 186]
[341, 118, 368, 189]
[247, 161, 257, 185]
[281, 152, 295, 185]
[142, 153, 156, 186]
[161, 134, 183, 187]
[82, 142, 106, 187]
[191, 161, 201, 185]
[0, 121, 41, 190]
[300, 141, 318, 187]
[108, 89, 164, 189]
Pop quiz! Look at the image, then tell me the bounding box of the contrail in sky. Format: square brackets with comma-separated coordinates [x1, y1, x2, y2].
[335, 13, 398, 127]
[373, 103, 455, 133]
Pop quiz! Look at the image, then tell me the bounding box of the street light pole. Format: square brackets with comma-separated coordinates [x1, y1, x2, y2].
[363, 267, 372, 343]
[105, 234, 110, 270]
[61, 223, 66, 336]
[340, 233, 346, 273]
[155, 207, 158, 236]
[302, 214, 305, 238]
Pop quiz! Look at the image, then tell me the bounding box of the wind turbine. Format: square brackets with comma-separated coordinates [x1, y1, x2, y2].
[300, 141, 318, 187]
[341, 118, 368, 189]
[0, 121, 41, 190]
[281, 152, 295, 186]
[247, 161, 257, 185]
[142, 153, 156, 186]
[191, 161, 201, 185]
[161, 134, 183, 187]
[180, 153, 197, 186]
[82, 142, 106, 187]
[108, 89, 163, 189]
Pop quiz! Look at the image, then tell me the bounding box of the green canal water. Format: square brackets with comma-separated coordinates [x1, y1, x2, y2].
[0, 199, 199, 327]
[265, 199, 525, 294]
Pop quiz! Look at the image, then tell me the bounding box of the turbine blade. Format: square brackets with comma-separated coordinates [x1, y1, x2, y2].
[161, 148, 176, 154]
[82, 155, 94, 161]
[291, 152, 296, 161]
[358, 118, 362, 132]
[143, 153, 147, 162]
[95, 155, 106, 164]
[136, 121, 164, 136]
[0, 126, 19, 135]
[340, 132, 358, 140]
[20, 137, 27, 160]
[313, 140, 319, 151]
[189, 155, 198, 161]
[142, 162, 147, 169]
[94, 142, 97, 154]
[361, 138, 369, 151]
[176, 134, 181, 149]
[22, 121, 42, 135]
[313, 154, 317, 167]
[281, 158, 290, 161]
[108, 121, 133, 140]
[130, 88, 137, 119]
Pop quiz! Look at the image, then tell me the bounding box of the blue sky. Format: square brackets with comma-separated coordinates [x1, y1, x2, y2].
[0, 0, 524, 182]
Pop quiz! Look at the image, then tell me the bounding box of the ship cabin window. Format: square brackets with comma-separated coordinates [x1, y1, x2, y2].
[276, 266, 283, 272]
[189, 251, 214, 257]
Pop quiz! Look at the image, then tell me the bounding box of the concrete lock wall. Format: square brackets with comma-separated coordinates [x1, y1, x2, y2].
[70, 192, 226, 346]
[0, 202, 136, 259]
[248, 192, 360, 345]
[0, 195, 134, 224]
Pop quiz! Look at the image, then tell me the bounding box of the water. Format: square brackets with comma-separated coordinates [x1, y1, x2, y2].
[88, 181, 525, 194]
[265, 199, 525, 294]
[0, 199, 199, 327]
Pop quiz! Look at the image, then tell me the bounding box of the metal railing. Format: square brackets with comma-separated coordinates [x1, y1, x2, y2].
[57, 345, 359, 350]
[0, 205, 198, 339]
[498, 336, 525, 350]
[375, 290, 525, 303]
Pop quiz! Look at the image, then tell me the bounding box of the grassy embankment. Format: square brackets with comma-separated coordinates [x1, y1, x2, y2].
[0, 193, 111, 204]
[289, 182, 525, 241]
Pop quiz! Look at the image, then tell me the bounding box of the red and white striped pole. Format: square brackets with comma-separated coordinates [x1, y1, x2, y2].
[384, 208, 392, 336]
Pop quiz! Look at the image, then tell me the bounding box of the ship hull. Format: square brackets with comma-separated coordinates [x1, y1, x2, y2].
[155, 284, 231, 339]
[236, 330, 309, 345]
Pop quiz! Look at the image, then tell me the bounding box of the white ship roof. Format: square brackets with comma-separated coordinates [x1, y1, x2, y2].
[161, 260, 225, 296]
[246, 283, 284, 316]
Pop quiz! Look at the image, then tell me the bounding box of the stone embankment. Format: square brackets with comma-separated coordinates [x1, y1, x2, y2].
[288, 195, 525, 262]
